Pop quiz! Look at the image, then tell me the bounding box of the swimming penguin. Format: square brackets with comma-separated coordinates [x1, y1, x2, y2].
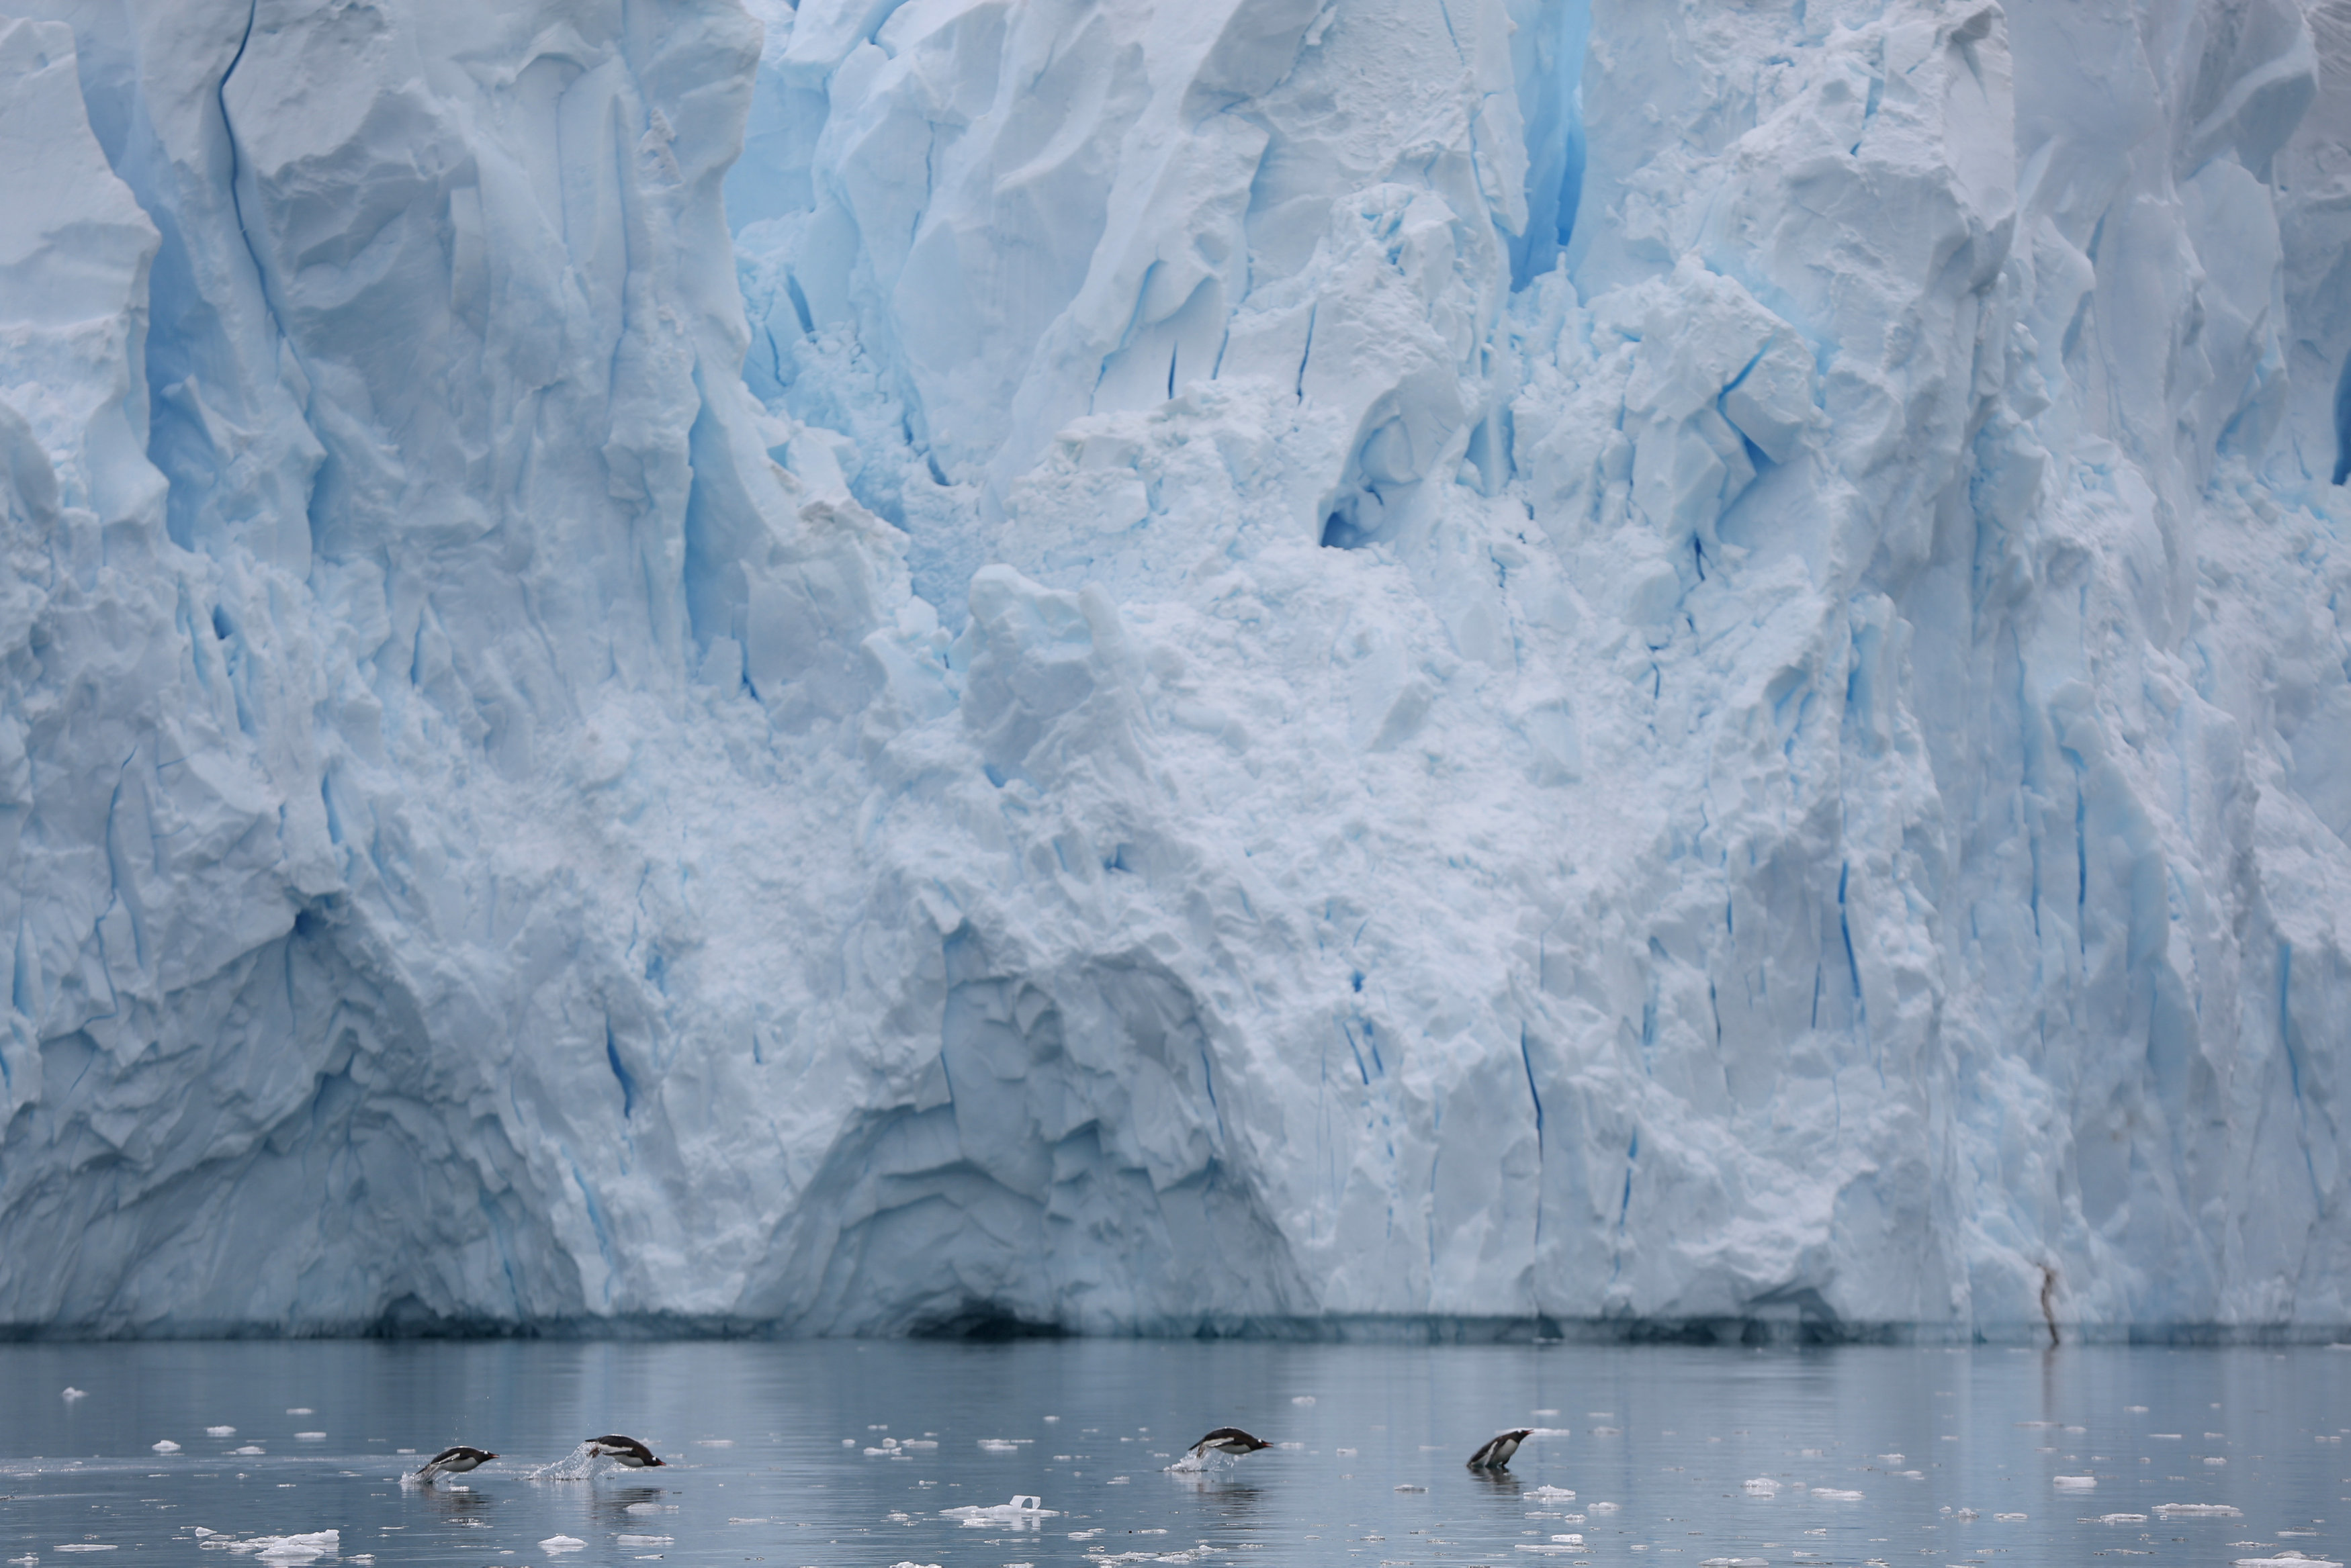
[585, 1435, 666, 1468]
[1466, 1429, 1534, 1470]
[1184, 1428, 1272, 1463]
[414, 1445, 498, 1481]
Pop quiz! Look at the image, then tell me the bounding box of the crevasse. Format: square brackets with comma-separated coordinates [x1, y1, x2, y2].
[2, 0, 2350, 1340]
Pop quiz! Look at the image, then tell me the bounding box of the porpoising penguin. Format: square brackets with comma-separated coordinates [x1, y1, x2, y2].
[585, 1435, 667, 1468]
[1184, 1428, 1273, 1463]
[414, 1445, 498, 1482]
[1466, 1429, 1534, 1470]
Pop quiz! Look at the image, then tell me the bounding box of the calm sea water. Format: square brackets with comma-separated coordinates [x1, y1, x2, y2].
[1, 1340, 2343, 1568]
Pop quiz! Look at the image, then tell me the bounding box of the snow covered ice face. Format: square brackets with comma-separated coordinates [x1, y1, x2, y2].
[2, 1339, 2345, 1568]
[0, 0, 2348, 1342]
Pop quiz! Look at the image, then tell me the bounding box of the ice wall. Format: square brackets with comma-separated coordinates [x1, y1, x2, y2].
[4, 0, 2351, 1338]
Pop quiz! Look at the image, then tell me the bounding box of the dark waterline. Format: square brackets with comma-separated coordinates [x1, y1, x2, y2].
[2, 1340, 2342, 1568]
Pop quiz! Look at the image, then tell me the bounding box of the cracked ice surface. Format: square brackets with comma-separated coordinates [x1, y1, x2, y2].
[3, 0, 2351, 1337]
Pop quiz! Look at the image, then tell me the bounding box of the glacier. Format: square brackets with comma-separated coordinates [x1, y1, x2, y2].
[2, 0, 2351, 1339]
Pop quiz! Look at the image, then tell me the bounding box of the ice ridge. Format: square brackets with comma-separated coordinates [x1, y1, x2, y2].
[2, 0, 2351, 1339]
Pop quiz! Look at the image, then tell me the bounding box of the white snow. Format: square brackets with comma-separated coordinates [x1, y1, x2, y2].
[2, 0, 2351, 1338]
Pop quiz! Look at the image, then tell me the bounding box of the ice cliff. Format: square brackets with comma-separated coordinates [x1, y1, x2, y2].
[4, 0, 2351, 1338]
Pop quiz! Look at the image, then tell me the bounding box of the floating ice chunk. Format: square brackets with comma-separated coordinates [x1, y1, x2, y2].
[2155, 1504, 2242, 1517]
[613, 1536, 673, 1547]
[2234, 1557, 2342, 1568]
[1812, 1489, 1864, 1502]
[1292, 1396, 1317, 1405]
[1701, 1559, 1766, 1566]
[1068, 1530, 1101, 1540]
[1994, 1514, 2028, 1522]
[693, 1440, 733, 1447]
[2054, 1476, 2096, 1489]
[54, 1550, 114, 1555]
[902, 1440, 936, 1450]
[206, 1534, 337, 1564]
[294, 1434, 325, 1442]
[942, 1495, 1059, 1525]
[206, 1428, 236, 1438]
[1395, 1484, 1425, 1493]
[977, 1440, 1024, 1452]
[2207, 1457, 2230, 1465]
[60, 1389, 86, 1402]
[1742, 1477, 1781, 1495]
[539, 1538, 585, 1553]
[9, 1555, 38, 1565]
[152, 1441, 180, 1454]
[1877, 1454, 1904, 1465]
[285, 1410, 312, 1416]
[1588, 1502, 1620, 1514]
[2152, 1434, 2184, 1440]
[1335, 1448, 1358, 1457]
[1515, 1549, 1579, 1556]
[625, 1503, 672, 1514]
[2091, 1513, 2149, 1523]
[1953, 1509, 1978, 1520]
[1529, 1487, 1577, 1501]
[1551, 1536, 1585, 1546]
[2126, 1407, 2148, 1414]
[230, 1447, 265, 1457]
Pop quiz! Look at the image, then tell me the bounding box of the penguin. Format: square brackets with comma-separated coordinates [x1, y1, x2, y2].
[414, 1445, 497, 1482]
[1184, 1428, 1272, 1463]
[585, 1435, 666, 1468]
[1466, 1429, 1534, 1470]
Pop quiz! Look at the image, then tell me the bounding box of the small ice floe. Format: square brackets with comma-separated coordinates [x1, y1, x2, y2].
[2152, 1433, 2184, 1440]
[886, 1561, 942, 1568]
[54, 1549, 115, 1555]
[60, 1389, 87, 1402]
[2207, 1456, 2231, 1465]
[2155, 1504, 2242, 1518]
[942, 1495, 1058, 1526]
[1068, 1530, 1101, 1540]
[152, 1441, 181, 1454]
[197, 1532, 338, 1563]
[286, 1410, 312, 1416]
[1587, 1502, 1620, 1514]
[1742, 1478, 1780, 1495]
[1395, 1484, 1425, 1493]
[1701, 1558, 1766, 1566]
[1514, 1548, 1579, 1556]
[9, 1555, 39, 1565]
[206, 1427, 236, 1438]
[2233, 1557, 2342, 1568]
[1953, 1508, 1979, 1520]
[613, 1536, 672, 1547]
[2054, 1475, 2096, 1489]
[977, 1439, 1024, 1453]
[693, 1440, 733, 1448]
[723, 1520, 768, 1526]
[1292, 1395, 1317, 1405]
[2126, 1405, 2148, 1414]
[1876, 1454, 1904, 1465]
[539, 1538, 585, 1553]
[1994, 1513, 2027, 1522]
[295, 1434, 326, 1442]
[1812, 1489, 1865, 1502]
[1334, 1448, 1358, 1457]
[230, 1447, 266, 1457]
[2089, 1513, 2149, 1524]
[1528, 1486, 1577, 1501]
[624, 1502, 673, 1514]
